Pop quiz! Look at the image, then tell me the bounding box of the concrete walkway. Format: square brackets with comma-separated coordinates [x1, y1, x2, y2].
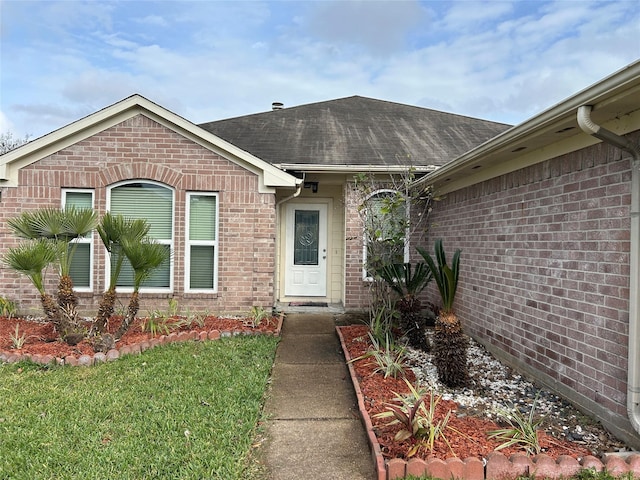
[261, 313, 375, 480]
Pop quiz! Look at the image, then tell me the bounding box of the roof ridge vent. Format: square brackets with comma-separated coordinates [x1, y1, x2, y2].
[272, 102, 284, 111]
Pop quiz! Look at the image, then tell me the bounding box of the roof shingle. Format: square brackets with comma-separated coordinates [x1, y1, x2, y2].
[199, 95, 511, 168]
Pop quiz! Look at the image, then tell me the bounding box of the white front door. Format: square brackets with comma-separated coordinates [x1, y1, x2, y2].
[284, 203, 327, 297]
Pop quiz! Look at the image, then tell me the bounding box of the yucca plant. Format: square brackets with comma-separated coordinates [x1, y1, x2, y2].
[374, 378, 455, 457]
[9, 324, 27, 349]
[376, 262, 432, 351]
[0, 296, 18, 318]
[244, 306, 270, 328]
[487, 392, 544, 455]
[367, 299, 399, 346]
[418, 239, 468, 387]
[350, 332, 408, 379]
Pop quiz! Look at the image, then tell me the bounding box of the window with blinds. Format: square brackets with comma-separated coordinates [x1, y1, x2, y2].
[62, 189, 94, 290]
[186, 193, 218, 292]
[363, 190, 409, 279]
[109, 182, 174, 290]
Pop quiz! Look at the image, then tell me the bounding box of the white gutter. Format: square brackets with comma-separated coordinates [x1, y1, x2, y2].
[577, 105, 640, 436]
[416, 61, 640, 190]
[275, 163, 438, 173]
[272, 177, 304, 311]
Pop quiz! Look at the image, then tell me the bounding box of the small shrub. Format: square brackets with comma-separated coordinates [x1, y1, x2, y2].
[487, 392, 544, 455]
[10, 324, 27, 349]
[244, 306, 270, 328]
[375, 378, 455, 457]
[188, 314, 206, 328]
[0, 296, 17, 318]
[140, 313, 171, 337]
[368, 301, 399, 345]
[351, 332, 407, 379]
[167, 297, 179, 317]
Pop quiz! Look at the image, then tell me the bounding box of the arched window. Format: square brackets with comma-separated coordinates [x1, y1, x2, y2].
[363, 189, 409, 279]
[107, 181, 174, 291]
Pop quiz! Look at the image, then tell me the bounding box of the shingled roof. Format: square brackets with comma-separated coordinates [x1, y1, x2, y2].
[199, 96, 511, 170]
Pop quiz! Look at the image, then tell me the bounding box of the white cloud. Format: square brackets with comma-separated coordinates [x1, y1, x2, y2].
[302, 0, 428, 55]
[136, 14, 168, 27]
[0, 111, 15, 134]
[1, 0, 638, 139]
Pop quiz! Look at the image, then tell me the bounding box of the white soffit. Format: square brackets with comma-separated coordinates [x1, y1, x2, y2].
[420, 61, 640, 195]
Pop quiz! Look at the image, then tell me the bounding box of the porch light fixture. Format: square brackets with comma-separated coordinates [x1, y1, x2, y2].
[304, 181, 319, 193]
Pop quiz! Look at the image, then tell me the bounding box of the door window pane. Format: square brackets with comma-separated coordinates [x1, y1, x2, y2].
[294, 210, 319, 265]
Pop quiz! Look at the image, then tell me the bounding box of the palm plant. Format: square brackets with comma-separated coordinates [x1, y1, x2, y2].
[114, 239, 170, 341]
[376, 262, 432, 351]
[7, 207, 98, 341]
[4, 239, 59, 323]
[418, 239, 468, 387]
[94, 213, 150, 335]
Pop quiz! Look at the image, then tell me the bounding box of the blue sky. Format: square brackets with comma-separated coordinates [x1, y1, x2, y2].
[1, 0, 639, 140]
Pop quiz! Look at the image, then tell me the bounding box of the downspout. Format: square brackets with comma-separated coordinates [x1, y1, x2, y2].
[578, 105, 640, 436]
[272, 176, 304, 312]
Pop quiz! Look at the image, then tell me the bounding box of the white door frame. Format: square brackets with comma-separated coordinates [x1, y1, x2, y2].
[284, 202, 328, 297]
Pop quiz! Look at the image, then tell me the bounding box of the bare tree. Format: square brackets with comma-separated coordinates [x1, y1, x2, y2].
[0, 131, 31, 154]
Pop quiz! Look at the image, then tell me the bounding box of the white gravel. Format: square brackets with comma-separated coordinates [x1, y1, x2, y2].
[402, 332, 632, 456]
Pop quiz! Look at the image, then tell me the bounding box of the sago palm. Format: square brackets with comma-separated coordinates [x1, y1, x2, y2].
[418, 239, 468, 387]
[115, 239, 170, 341]
[376, 262, 432, 350]
[94, 213, 150, 334]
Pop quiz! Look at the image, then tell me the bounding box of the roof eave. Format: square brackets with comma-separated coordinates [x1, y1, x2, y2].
[275, 164, 439, 174]
[415, 61, 640, 195]
[0, 94, 299, 192]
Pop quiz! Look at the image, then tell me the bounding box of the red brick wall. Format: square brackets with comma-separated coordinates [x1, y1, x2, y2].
[423, 135, 639, 429]
[0, 114, 276, 316]
[344, 182, 374, 310]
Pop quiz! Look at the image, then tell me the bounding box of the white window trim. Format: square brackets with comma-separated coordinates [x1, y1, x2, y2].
[362, 189, 410, 280]
[185, 192, 219, 293]
[105, 180, 175, 294]
[61, 188, 94, 292]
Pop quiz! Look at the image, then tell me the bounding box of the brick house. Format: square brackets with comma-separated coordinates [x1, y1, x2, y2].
[415, 61, 640, 448]
[0, 95, 506, 316]
[3, 61, 638, 449]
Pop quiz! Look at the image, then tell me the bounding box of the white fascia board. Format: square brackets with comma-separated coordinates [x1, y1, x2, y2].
[416, 61, 640, 193]
[0, 94, 299, 192]
[275, 164, 439, 173]
[135, 98, 299, 191]
[0, 104, 141, 186]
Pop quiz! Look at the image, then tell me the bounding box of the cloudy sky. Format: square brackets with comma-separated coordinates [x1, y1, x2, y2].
[1, 0, 639, 140]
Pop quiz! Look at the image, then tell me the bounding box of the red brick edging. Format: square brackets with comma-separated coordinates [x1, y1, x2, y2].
[0, 315, 284, 367]
[336, 326, 640, 480]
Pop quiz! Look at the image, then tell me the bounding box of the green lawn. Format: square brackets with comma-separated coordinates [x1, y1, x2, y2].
[0, 335, 278, 480]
